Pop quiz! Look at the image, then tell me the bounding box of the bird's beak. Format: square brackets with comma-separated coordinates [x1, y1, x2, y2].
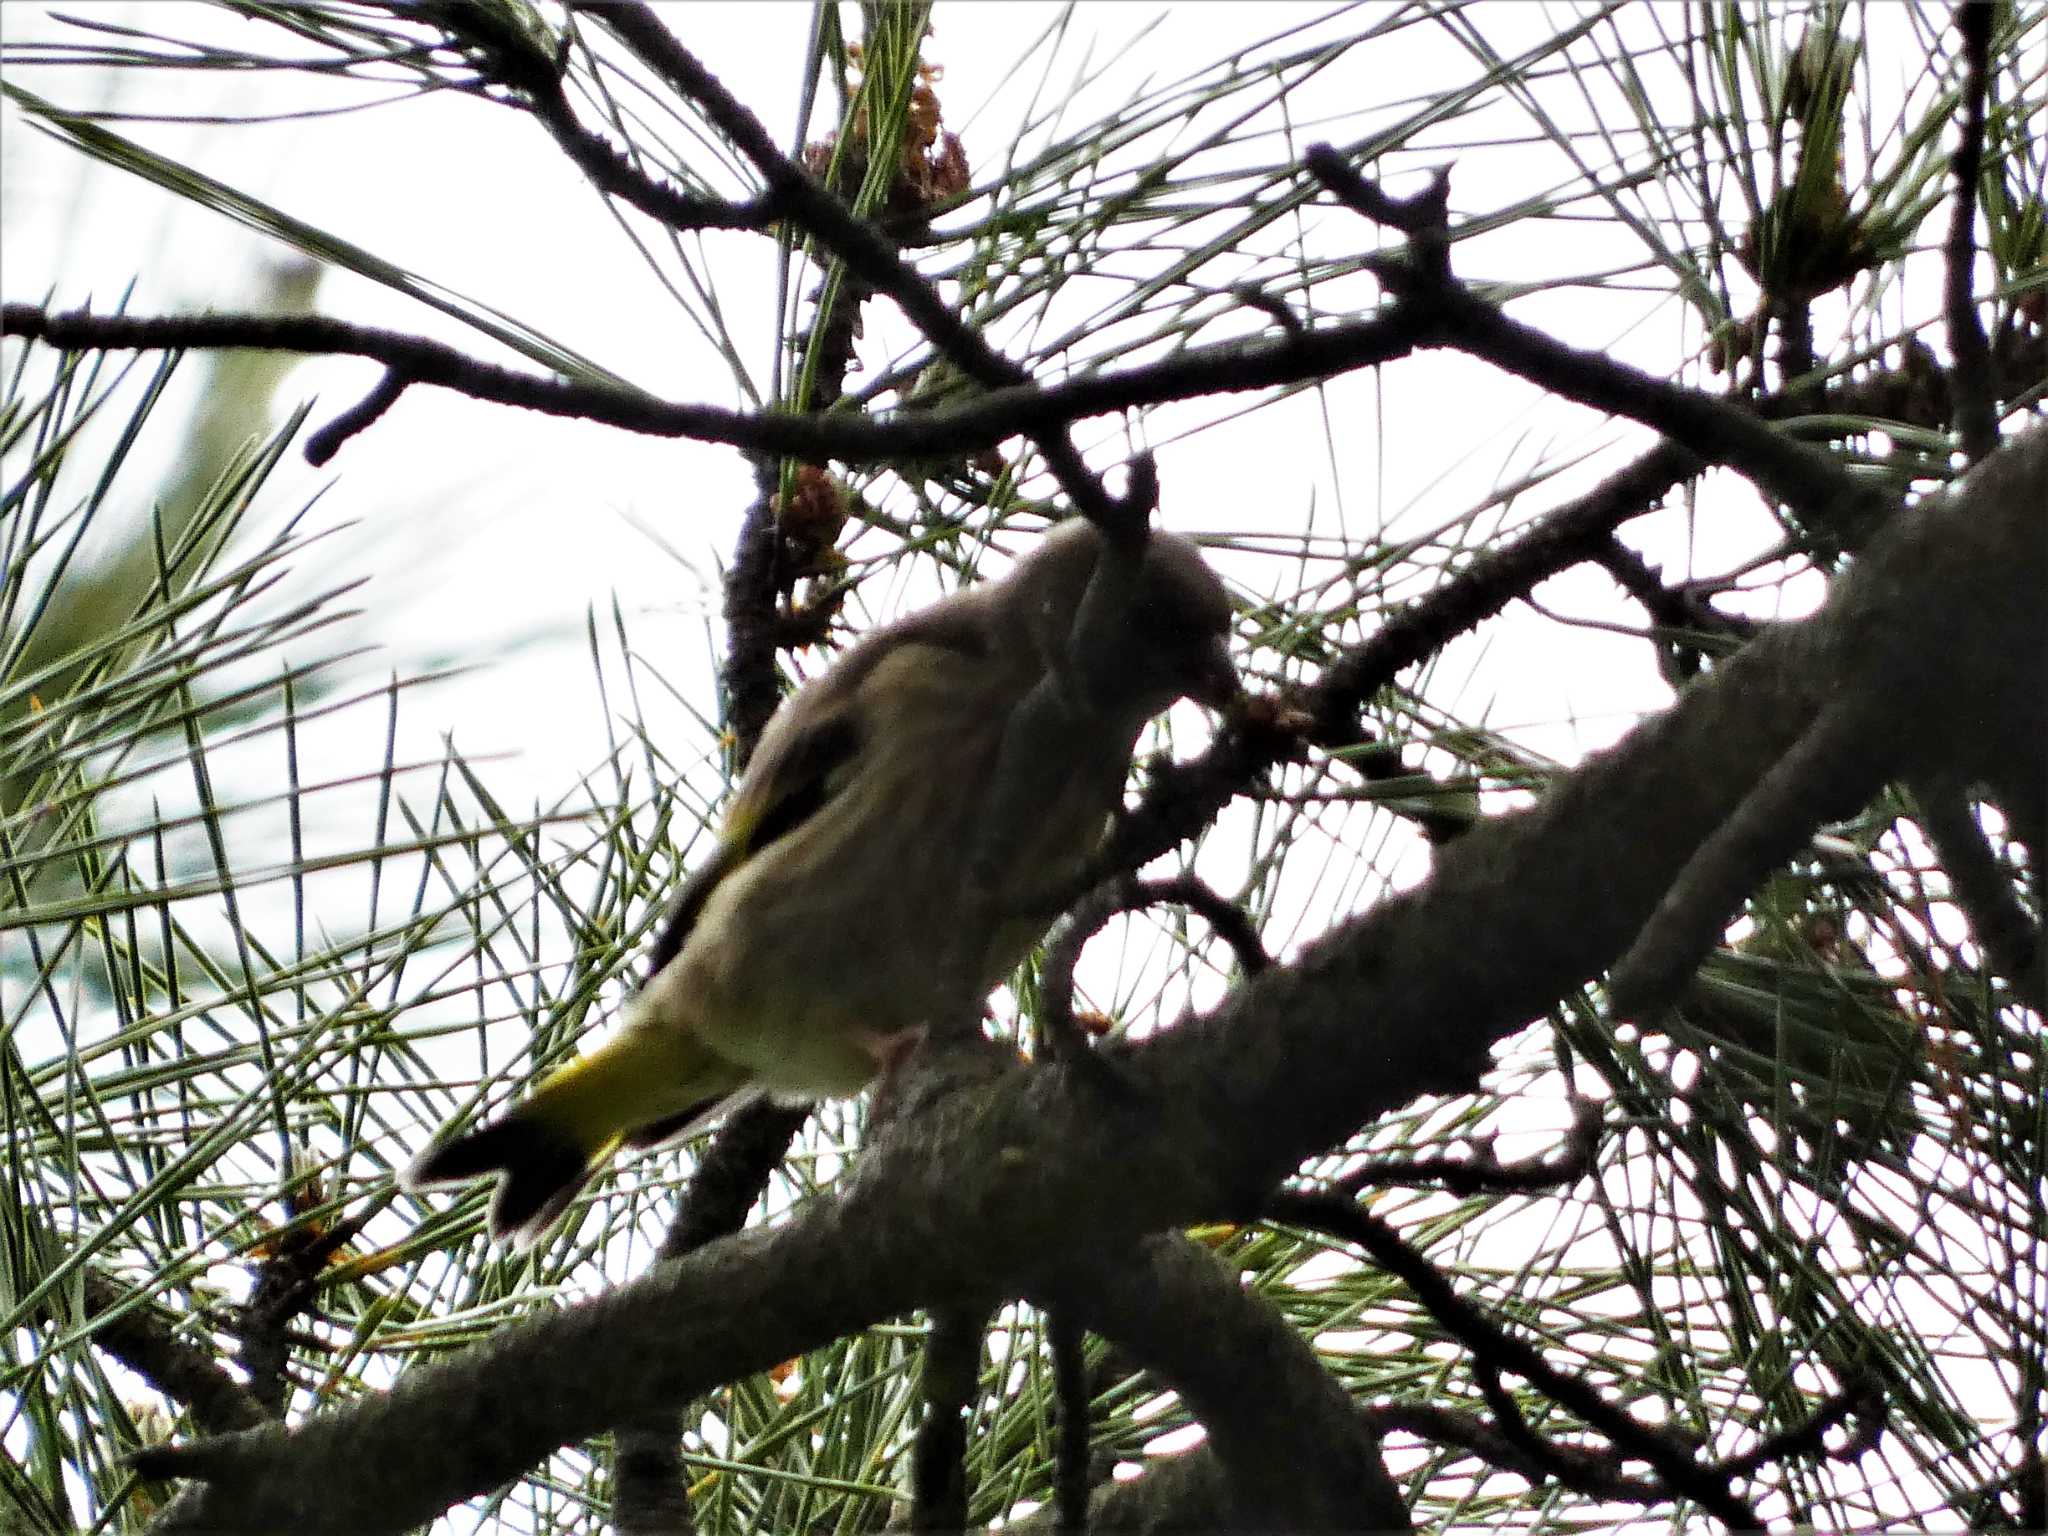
[1190, 635, 1242, 709]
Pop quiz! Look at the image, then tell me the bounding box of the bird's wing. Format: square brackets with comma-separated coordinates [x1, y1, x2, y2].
[639, 596, 996, 983]
[639, 707, 862, 982]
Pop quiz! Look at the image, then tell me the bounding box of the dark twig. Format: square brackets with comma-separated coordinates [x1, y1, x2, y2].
[1363, 1374, 1879, 1508]
[1262, 1188, 1763, 1529]
[1361, 1400, 1662, 1502]
[1302, 146, 1450, 245]
[1944, 1, 1999, 462]
[1711, 1378, 1885, 1481]
[1039, 875, 1268, 1063]
[587, 3, 981, 373]
[1596, 537, 1759, 686]
[304, 368, 409, 466]
[0, 302, 1426, 470]
[1228, 283, 1308, 339]
[1607, 700, 1869, 1016]
[429, 2, 785, 237]
[1104, 438, 1696, 881]
[1914, 782, 2045, 1012]
[81, 1270, 268, 1439]
[1310, 441, 1701, 741]
[912, 1307, 988, 1532]
[1303, 144, 1890, 548]
[1048, 1310, 1092, 1534]
[1334, 1095, 1602, 1199]
[1470, 1357, 1567, 1485]
[7, 144, 1879, 543]
[586, 2, 1135, 528]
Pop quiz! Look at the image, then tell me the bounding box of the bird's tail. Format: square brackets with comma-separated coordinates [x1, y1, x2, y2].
[404, 1020, 749, 1248]
[404, 1110, 609, 1249]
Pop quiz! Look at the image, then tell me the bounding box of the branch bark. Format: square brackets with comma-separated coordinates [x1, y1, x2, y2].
[139, 424, 2045, 1534]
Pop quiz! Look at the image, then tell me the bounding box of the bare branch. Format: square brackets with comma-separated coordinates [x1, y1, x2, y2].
[1040, 874, 1268, 1064]
[1048, 1309, 1091, 1534]
[1944, 1, 1999, 461]
[1335, 1096, 1602, 1199]
[1, 301, 1426, 468]
[1106, 438, 1696, 879]
[586, 2, 1136, 526]
[912, 1307, 988, 1531]
[1303, 145, 1893, 547]
[80, 1270, 267, 1439]
[137, 423, 2044, 1536]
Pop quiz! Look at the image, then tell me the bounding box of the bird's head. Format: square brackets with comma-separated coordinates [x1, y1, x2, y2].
[1017, 519, 1240, 721]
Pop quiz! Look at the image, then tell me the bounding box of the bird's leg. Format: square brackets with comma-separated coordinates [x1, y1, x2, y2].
[861, 1023, 934, 1127]
[861, 1023, 928, 1078]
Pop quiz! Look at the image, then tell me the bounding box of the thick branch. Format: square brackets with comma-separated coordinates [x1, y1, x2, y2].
[1033, 1237, 1412, 1533]
[140, 426, 2044, 1536]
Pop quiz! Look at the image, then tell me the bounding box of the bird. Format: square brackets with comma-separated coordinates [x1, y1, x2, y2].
[403, 519, 1239, 1247]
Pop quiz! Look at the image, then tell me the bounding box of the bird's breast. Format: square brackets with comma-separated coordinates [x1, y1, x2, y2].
[675, 649, 1124, 1093]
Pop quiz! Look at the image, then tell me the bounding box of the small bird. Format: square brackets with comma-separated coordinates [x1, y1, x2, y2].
[403, 520, 1238, 1247]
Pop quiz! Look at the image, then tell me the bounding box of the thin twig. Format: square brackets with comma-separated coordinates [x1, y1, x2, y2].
[304, 368, 408, 465]
[1944, 1, 1999, 461]
[1596, 536, 1759, 685]
[1040, 875, 1268, 1062]
[0, 301, 1425, 469]
[1262, 1188, 1763, 1529]
[912, 1307, 988, 1532]
[1335, 1096, 1602, 1198]
[1362, 1400, 1662, 1502]
[1914, 781, 2044, 1011]
[1049, 1310, 1092, 1534]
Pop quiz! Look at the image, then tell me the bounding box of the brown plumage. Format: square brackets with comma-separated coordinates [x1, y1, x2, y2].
[405, 521, 1237, 1246]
